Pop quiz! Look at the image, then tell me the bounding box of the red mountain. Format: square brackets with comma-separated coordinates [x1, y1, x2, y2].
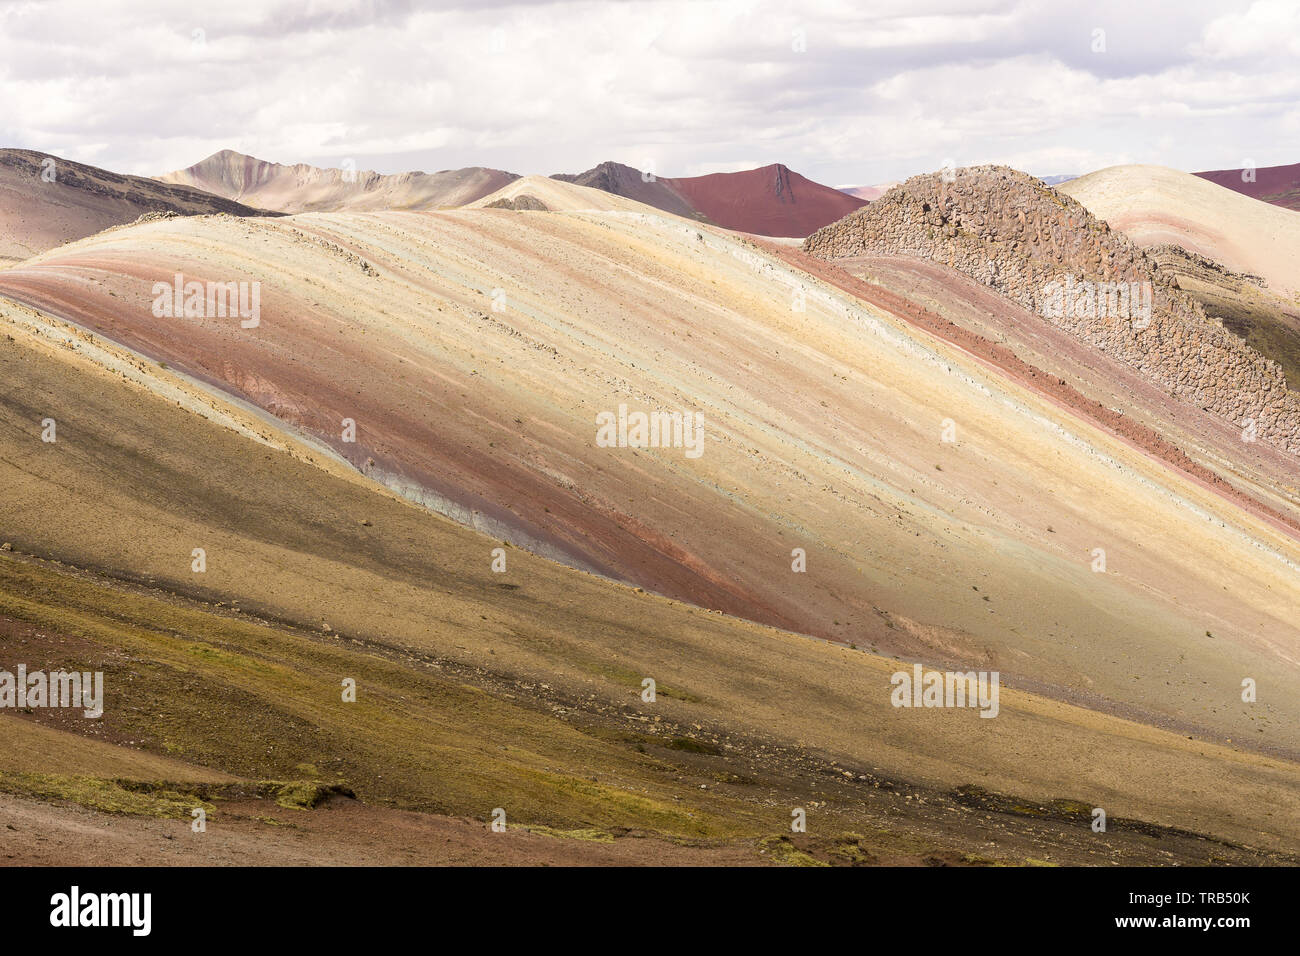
[552, 161, 702, 220]
[1195, 161, 1300, 212]
[667, 164, 865, 237]
[552, 161, 865, 237]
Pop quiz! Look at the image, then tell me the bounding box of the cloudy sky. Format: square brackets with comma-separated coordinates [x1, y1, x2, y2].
[1, 0, 1297, 186]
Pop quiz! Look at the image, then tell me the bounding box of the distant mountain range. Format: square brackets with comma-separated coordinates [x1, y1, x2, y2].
[836, 173, 1076, 200]
[7, 147, 1297, 263]
[551, 160, 866, 237]
[0, 148, 272, 261]
[158, 149, 517, 213]
[1195, 161, 1300, 212]
[155, 151, 865, 237]
[836, 182, 900, 201]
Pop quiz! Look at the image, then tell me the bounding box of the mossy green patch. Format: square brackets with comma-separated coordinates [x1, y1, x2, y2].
[522, 825, 616, 844]
[759, 835, 827, 867]
[0, 771, 213, 818]
[664, 736, 721, 755]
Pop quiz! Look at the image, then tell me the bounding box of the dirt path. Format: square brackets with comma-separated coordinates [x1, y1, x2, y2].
[0, 793, 763, 866]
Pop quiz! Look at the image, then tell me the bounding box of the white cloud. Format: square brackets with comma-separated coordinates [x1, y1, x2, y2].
[1196, 0, 1300, 59]
[0, 0, 1294, 185]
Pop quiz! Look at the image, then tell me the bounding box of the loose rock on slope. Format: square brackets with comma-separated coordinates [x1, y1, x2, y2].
[804, 165, 1300, 455]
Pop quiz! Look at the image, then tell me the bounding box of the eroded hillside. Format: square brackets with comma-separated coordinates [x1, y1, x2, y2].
[1, 203, 1297, 766]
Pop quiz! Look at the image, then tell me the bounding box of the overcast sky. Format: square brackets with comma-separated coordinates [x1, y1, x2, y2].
[1, 0, 1297, 186]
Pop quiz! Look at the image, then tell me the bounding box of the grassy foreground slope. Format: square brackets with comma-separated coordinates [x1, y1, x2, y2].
[0, 296, 1298, 864]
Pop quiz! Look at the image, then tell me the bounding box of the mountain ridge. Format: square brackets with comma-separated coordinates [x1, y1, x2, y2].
[551, 159, 865, 236]
[0, 148, 274, 262]
[157, 149, 519, 213]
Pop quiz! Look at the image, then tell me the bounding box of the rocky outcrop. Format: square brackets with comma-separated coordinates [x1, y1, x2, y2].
[1143, 244, 1265, 290]
[484, 194, 549, 211]
[804, 165, 1300, 456]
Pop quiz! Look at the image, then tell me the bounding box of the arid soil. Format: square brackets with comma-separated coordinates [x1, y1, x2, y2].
[0, 793, 768, 866]
[1, 188, 1298, 865]
[2, 537, 1296, 866]
[471, 175, 657, 213]
[829, 253, 1300, 524]
[1, 205, 1297, 764]
[770, 245, 1300, 539]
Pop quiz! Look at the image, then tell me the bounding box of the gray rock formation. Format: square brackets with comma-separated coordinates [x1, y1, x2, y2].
[484, 194, 549, 211]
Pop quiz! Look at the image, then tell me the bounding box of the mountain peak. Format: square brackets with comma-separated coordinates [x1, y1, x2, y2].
[158, 153, 517, 213]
